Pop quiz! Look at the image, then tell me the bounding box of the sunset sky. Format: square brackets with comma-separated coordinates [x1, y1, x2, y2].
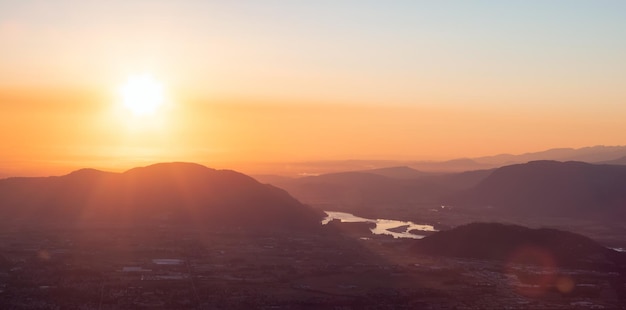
[1, 1, 626, 176]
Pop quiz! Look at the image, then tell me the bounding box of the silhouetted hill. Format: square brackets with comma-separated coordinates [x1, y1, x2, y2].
[448, 161, 626, 219]
[413, 223, 623, 269]
[0, 162, 323, 230]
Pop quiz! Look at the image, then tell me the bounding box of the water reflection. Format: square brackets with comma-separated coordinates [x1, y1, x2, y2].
[322, 211, 436, 239]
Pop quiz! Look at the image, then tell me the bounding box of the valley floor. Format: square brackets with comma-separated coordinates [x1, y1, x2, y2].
[311, 202, 626, 250]
[0, 223, 624, 309]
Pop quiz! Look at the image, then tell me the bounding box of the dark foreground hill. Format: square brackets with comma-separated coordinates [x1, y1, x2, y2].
[413, 222, 624, 270]
[448, 161, 626, 219]
[0, 162, 324, 230]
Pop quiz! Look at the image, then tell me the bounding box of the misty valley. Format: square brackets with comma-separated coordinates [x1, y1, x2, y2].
[0, 152, 626, 309]
[3, 1, 626, 308]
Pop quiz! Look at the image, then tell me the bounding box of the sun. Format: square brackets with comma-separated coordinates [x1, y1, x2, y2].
[119, 74, 165, 116]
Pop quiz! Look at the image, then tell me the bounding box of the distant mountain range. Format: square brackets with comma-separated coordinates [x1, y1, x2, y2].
[407, 145, 626, 172]
[3, 145, 626, 229]
[475, 145, 626, 166]
[413, 222, 624, 270]
[0, 162, 323, 230]
[410, 145, 626, 171]
[264, 159, 626, 222]
[252, 145, 626, 176]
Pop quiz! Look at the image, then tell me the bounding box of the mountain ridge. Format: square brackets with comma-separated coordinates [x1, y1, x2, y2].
[0, 162, 324, 230]
[448, 161, 626, 219]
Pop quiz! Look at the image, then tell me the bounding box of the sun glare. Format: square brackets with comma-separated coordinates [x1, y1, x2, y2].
[119, 74, 165, 116]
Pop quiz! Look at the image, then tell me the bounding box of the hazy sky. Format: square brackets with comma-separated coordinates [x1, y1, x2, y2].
[1, 1, 626, 175]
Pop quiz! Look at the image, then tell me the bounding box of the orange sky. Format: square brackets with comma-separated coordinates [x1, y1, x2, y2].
[1, 87, 625, 176]
[1, 1, 626, 176]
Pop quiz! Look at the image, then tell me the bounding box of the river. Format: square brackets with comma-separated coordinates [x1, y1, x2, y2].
[321, 211, 436, 239]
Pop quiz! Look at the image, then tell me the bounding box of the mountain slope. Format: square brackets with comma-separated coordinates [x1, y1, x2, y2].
[0, 162, 323, 230]
[598, 155, 626, 165]
[272, 169, 494, 210]
[275, 171, 422, 205]
[448, 161, 626, 218]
